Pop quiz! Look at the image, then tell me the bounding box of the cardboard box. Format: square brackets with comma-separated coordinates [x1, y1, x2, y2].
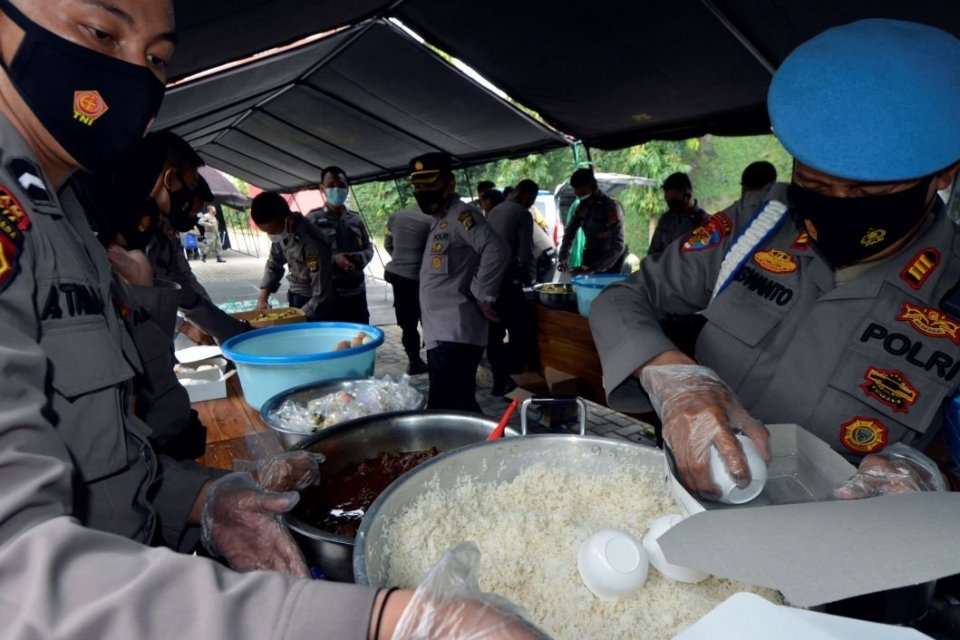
[543, 366, 580, 397]
[509, 372, 549, 396]
[230, 307, 306, 329]
[507, 369, 582, 428]
[176, 364, 227, 402]
[660, 424, 960, 608]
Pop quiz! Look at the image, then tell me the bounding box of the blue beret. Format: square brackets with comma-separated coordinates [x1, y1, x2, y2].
[768, 19, 960, 182]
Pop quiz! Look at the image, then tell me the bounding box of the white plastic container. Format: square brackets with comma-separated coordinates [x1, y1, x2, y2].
[642, 514, 708, 583]
[221, 322, 385, 410]
[708, 435, 768, 504]
[577, 529, 648, 600]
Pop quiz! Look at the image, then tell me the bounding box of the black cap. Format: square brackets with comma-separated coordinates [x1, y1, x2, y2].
[409, 152, 452, 185]
[195, 174, 214, 203]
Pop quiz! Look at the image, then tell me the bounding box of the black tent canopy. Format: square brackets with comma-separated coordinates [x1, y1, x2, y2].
[155, 20, 568, 190]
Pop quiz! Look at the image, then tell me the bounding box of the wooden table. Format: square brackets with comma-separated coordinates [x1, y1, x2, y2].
[535, 305, 606, 404]
[194, 375, 284, 470]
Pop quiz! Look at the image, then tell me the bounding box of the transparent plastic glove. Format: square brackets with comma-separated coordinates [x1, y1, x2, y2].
[233, 451, 325, 492]
[201, 472, 309, 578]
[392, 542, 552, 640]
[834, 443, 946, 499]
[641, 364, 771, 499]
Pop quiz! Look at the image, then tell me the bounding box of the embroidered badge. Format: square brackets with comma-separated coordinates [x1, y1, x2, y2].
[431, 256, 443, 271]
[790, 231, 810, 250]
[860, 366, 919, 413]
[805, 220, 819, 241]
[458, 211, 475, 231]
[840, 417, 889, 454]
[73, 90, 109, 126]
[752, 249, 798, 274]
[0, 184, 30, 294]
[897, 302, 960, 345]
[7, 158, 51, 206]
[431, 243, 443, 254]
[900, 248, 940, 290]
[680, 212, 732, 253]
[860, 227, 887, 247]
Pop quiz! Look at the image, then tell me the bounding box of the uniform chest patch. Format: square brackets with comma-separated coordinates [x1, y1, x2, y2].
[732, 266, 794, 306]
[839, 417, 889, 454]
[897, 302, 960, 345]
[790, 231, 810, 250]
[860, 366, 919, 413]
[458, 211, 475, 231]
[680, 212, 731, 253]
[900, 248, 940, 290]
[752, 249, 798, 274]
[0, 184, 30, 294]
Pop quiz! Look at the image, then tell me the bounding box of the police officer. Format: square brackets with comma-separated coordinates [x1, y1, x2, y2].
[648, 172, 709, 258]
[253, 192, 333, 321]
[384, 205, 432, 375]
[308, 166, 373, 323]
[590, 19, 960, 501]
[411, 152, 509, 412]
[558, 167, 627, 274]
[486, 179, 538, 395]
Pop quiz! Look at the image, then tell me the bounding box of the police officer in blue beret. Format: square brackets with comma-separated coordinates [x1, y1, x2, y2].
[591, 19, 960, 500]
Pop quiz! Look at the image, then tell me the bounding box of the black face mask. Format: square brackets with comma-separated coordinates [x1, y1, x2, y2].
[666, 197, 689, 213]
[787, 177, 934, 269]
[165, 178, 199, 232]
[415, 188, 449, 216]
[0, 0, 166, 174]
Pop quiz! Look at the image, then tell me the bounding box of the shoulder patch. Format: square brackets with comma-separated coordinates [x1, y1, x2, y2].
[752, 249, 798, 274]
[839, 417, 889, 454]
[607, 206, 621, 228]
[7, 159, 51, 206]
[898, 302, 960, 344]
[790, 230, 810, 250]
[458, 211, 475, 231]
[680, 211, 732, 253]
[900, 248, 940, 290]
[0, 184, 30, 293]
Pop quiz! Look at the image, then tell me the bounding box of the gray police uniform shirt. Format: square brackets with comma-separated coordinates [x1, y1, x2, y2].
[0, 114, 377, 640]
[558, 192, 626, 272]
[590, 183, 960, 459]
[486, 199, 535, 285]
[146, 224, 248, 343]
[419, 200, 509, 349]
[308, 205, 373, 297]
[648, 203, 709, 257]
[384, 206, 432, 281]
[260, 214, 333, 319]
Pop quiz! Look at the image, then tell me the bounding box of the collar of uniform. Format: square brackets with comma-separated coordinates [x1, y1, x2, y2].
[817, 204, 953, 304]
[0, 110, 62, 216]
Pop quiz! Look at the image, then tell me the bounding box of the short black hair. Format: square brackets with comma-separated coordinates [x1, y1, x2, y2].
[570, 168, 597, 189]
[251, 192, 290, 225]
[477, 180, 495, 193]
[502, 185, 514, 198]
[662, 172, 692, 191]
[321, 166, 348, 183]
[741, 161, 778, 190]
[515, 179, 540, 197]
[480, 188, 505, 208]
[150, 130, 205, 172]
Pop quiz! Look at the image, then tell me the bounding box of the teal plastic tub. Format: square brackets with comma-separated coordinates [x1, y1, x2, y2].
[221, 322, 385, 410]
[572, 274, 627, 317]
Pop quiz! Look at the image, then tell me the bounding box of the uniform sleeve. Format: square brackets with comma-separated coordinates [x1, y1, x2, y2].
[259, 242, 286, 292]
[648, 212, 670, 256]
[384, 215, 396, 257]
[459, 211, 509, 303]
[589, 199, 752, 412]
[589, 200, 626, 273]
[558, 207, 583, 261]
[351, 215, 374, 269]
[301, 230, 334, 319]
[162, 248, 248, 343]
[518, 209, 535, 286]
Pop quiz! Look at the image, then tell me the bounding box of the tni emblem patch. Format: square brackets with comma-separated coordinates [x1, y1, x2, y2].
[839, 417, 888, 454]
[860, 367, 918, 413]
[73, 90, 109, 126]
[897, 302, 960, 345]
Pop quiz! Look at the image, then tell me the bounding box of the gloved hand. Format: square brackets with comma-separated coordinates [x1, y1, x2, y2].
[390, 542, 551, 640]
[201, 472, 309, 578]
[641, 364, 770, 499]
[233, 451, 324, 492]
[834, 443, 946, 499]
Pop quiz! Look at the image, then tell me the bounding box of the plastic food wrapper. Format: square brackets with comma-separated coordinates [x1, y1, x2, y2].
[271, 374, 424, 434]
[392, 542, 552, 640]
[834, 443, 947, 499]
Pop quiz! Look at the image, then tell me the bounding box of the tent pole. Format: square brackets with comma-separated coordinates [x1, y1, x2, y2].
[698, 0, 776, 74]
[461, 167, 476, 204]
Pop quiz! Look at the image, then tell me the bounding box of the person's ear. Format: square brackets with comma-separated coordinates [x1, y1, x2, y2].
[934, 161, 960, 191]
[161, 167, 180, 192]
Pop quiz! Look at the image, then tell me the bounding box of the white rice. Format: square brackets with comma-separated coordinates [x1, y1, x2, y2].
[382, 463, 780, 639]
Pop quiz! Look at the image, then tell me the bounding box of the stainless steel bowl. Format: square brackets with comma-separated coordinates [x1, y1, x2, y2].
[354, 425, 663, 585]
[288, 410, 517, 582]
[533, 283, 576, 310]
[260, 378, 427, 448]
